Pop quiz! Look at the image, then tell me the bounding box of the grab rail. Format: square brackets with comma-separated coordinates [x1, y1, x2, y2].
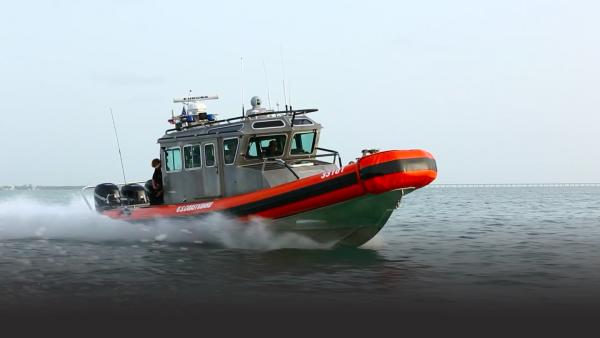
[315, 147, 342, 167]
[165, 108, 319, 134]
[259, 159, 300, 180]
[274, 159, 300, 180]
[81, 186, 95, 211]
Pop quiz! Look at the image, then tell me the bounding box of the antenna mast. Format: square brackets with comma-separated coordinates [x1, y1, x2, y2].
[110, 108, 127, 185]
[288, 81, 292, 109]
[262, 60, 272, 110]
[280, 46, 288, 111]
[240, 56, 245, 116]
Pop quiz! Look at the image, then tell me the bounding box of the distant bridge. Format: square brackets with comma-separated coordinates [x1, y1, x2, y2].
[429, 183, 600, 188]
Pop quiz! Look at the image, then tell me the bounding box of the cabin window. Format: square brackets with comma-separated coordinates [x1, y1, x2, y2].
[252, 120, 285, 129]
[223, 138, 239, 165]
[290, 132, 316, 155]
[165, 147, 182, 172]
[183, 144, 202, 169]
[204, 144, 216, 167]
[246, 135, 286, 159]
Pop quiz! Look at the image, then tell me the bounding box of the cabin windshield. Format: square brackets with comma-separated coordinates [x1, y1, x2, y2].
[290, 131, 316, 155]
[246, 135, 286, 159]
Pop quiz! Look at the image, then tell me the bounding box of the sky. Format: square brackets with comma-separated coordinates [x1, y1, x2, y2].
[0, 0, 598, 185]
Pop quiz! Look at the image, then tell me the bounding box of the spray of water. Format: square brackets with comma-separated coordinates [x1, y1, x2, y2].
[0, 196, 330, 250]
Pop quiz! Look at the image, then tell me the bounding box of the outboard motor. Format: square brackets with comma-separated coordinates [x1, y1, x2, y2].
[94, 183, 122, 212]
[121, 183, 149, 206]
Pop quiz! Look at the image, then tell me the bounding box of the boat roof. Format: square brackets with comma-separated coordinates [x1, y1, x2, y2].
[157, 108, 321, 144]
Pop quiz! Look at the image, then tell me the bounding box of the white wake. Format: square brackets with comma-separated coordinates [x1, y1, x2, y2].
[0, 196, 329, 250]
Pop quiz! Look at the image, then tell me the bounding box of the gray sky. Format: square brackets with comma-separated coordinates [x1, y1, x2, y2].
[1, 0, 598, 185]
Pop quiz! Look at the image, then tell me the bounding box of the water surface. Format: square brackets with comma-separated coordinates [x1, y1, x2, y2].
[1, 187, 599, 313]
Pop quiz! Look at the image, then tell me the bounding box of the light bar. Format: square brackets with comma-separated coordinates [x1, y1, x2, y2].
[173, 95, 219, 103]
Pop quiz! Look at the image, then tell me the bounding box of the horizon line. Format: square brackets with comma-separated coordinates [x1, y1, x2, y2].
[2, 183, 600, 190]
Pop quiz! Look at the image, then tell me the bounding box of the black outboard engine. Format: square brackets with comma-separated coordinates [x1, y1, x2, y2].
[94, 183, 122, 212]
[121, 183, 149, 206]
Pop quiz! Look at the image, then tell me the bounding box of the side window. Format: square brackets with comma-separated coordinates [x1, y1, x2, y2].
[290, 132, 316, 155]
[245, 135, 286, 159]
[165, 147, 182, 172]
[247, 139, 260, 158]
[204, 144, 215, 167]
[183, 145, 202, 169]
[223, 138, 239, 165]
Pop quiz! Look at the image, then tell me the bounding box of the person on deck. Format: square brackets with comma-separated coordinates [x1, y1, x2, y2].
[149, 158, 164, 205]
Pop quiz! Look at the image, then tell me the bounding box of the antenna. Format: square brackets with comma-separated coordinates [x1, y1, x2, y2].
[262, 60, 272, 110]
[288, 81, 292, 109]
[110, 108, 127, 185]
[280, 46, 288, 111]
[240, 56, 245, 116]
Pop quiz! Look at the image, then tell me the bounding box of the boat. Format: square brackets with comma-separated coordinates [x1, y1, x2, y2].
[82, 95, 437, 247]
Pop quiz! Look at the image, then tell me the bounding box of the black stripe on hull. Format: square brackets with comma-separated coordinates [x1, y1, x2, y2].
[123, 173, 359, 222]
[226, 173, 358, 217]
[359, 157, 437, 180]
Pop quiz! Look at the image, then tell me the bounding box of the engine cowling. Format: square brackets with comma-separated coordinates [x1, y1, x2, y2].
[94, 183, 121, 211]
[121, 183, 149, 206]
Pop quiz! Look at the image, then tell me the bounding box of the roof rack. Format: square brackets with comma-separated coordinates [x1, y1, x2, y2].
[165, 108, 318, 134]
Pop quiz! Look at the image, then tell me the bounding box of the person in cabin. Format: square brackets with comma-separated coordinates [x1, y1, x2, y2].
[265, 140, 279, 157]
[149, 158, 164, 204]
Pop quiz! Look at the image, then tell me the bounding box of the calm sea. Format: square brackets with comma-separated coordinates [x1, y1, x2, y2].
[1, 186, 600, 315]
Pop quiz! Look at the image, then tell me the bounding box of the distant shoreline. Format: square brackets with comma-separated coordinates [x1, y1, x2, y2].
[0, 185, 85, 191]
[429, 183, 600, 188]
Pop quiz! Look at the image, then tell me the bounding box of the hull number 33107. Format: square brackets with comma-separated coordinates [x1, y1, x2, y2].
[321, 167, 345, 179]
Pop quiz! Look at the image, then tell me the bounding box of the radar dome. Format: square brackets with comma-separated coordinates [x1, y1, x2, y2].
[250, 96, 262, 108]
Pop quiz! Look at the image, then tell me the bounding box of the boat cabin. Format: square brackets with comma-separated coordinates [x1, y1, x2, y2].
[157, 96, 341, 204]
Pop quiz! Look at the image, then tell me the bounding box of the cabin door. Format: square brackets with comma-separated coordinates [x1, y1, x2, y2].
[201, 140, 221, 198]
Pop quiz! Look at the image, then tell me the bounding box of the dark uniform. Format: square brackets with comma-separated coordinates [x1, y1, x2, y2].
[150, 167, 164, 204]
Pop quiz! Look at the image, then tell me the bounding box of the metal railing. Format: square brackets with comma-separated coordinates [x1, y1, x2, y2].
[315, 147, 342, 167]
[80, 186, 96, 210]
[166, 108, 319, 134]
[272, 159, 300, 180]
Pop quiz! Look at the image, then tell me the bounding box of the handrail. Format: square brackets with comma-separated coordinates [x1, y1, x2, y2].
[274, 159, 300, 180]
[165, 116, 244, 134]
[80, 186, 95, 211]
[259, 159, 300, 180]
[315, 147, 342, 167]
[165, 108, 318, 134]
[246, 108, 318, 118]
